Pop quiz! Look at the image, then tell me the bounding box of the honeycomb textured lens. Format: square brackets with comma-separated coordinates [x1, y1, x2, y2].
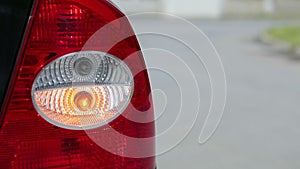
[32, 51, 134, 130]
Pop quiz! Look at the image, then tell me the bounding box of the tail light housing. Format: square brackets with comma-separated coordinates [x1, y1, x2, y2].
[0, 0, 155, 168]
[31, 51, 134, 130]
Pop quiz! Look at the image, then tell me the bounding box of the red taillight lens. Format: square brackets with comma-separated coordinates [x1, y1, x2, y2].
[0, 0, 155, 168]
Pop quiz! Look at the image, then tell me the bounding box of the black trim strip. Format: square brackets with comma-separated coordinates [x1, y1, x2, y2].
[0, 0, 35, 112]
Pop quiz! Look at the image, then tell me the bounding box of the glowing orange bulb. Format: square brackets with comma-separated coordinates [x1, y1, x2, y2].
[74, 91, 93, 111]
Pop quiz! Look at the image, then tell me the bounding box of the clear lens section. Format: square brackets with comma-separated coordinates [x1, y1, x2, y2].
[32, 51, 134, 130]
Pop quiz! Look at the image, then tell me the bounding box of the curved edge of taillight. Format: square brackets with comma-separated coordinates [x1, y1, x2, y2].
[0, 0, 156, 168]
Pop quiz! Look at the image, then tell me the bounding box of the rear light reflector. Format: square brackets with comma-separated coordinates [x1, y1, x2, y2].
[32, 51, 134, 130]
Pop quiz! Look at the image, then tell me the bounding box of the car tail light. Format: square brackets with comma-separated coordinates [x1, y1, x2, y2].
[0, 0, 155, 168]
[32, 51, 134, 130]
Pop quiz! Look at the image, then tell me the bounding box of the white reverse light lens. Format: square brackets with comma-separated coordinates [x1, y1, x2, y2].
[31, 51, 134, 130]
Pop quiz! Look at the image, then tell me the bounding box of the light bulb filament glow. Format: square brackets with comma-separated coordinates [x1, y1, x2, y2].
[74, 91, 93, 111]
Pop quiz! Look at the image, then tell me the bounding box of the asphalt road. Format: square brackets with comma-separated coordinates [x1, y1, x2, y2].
[133, 19, 300, 169]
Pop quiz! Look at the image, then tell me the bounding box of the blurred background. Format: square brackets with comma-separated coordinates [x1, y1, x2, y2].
[113, 0, 300, 18]
[112, 1, 300, 169]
